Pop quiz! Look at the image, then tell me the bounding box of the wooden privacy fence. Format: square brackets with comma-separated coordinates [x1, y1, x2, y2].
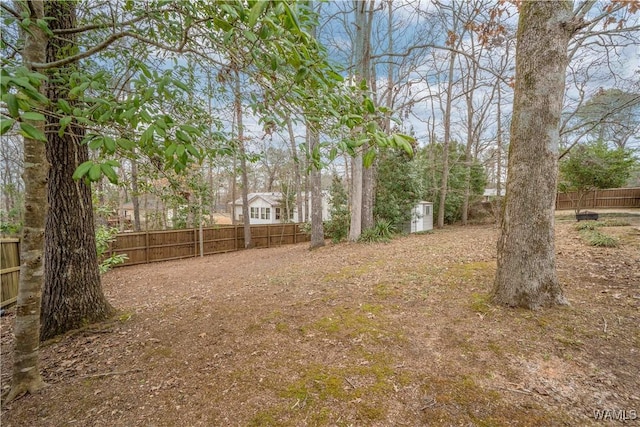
[108, 223, 310, 268]
[1, 238, 20, 308]
[556, 187, 640, 210]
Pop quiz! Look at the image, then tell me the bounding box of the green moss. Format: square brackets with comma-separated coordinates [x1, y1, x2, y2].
[470, 293, 492, 315]
[356, 403, 385, 421]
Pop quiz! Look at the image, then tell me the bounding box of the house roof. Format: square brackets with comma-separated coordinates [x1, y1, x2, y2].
[230, 192, 284, 206]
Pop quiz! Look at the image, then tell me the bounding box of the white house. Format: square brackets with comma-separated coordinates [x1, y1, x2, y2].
[406, 201, 433, 233]
[230, 192, 330, 224]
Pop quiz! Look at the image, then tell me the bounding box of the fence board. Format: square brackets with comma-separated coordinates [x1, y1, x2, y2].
[1, 238, 20, 308]
[556, 187, 640, 210]
[109, 223, 310, 268]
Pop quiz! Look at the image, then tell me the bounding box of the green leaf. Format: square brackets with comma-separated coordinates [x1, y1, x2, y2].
[243, 29, 257, 43]
[19, 122, 46, 141]
[57, 99, 72, 114]
[180, 124, 200, 134]
[165, 143, 177, 157]
[364, 98, 375, 114]
[21, 111, 46, 121]
[327, 70, 344, 83]
[363, 149, 376, 168]
[185, 143, 200, 158]
[104, 137, 116, 153]
[248, 0, 267, 27]
[172, 79, 190, 92]
[68, 81, 90, 98]
[5, 93, 19, 118]
[58, 116, 72, 137]
[100, 163, 118, 184]
[176, 129, 191, 143]
[36, 19, 52, 35]
[140, 127, 154, 146]
[116, 138, 135, 150]
[88, 137, 104, 150]
[72, 161, 94, 180]
[0, 116, 15, 135]
[393, 134, 415, 156]
[88, 164, 102, 181]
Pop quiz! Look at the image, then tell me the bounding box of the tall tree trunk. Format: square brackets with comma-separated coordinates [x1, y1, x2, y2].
[130, 157, 141, 231]
[495, 83, 504, 224]
[360, 0, 375, 231]
[348, 0, 369, 241]
[287, 118, 303, 223]
[461, 92, 474, 226]
[234, 69, 251, 248]
[4, 0, 48, 403]
[436, 51, 456, 228]
[40, 0, 115, 340]
[309, 125, 325, 249]
[492, 0, 573, 308]
[349, 153, 363, 241]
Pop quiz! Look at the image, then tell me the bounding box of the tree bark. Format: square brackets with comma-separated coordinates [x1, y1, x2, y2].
[4, 0, 48, 403]
[234, 68, 251, 248]
[40, 0, 115, 341]
[360, 0, 375, 231]
[495, 83, 503, 224]
[436, 50, 456, 228]
[286, 118, 303, 224]
[348, 152, 363, 241]
[130, 157, 141, 231]
[308, 125, 325, 249]
[492, 0, 573, 309]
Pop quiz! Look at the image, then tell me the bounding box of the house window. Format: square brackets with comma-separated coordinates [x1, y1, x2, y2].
[275, 208, 281, 220]
[250, 207, 259, 219]
[261, 207, 270, 220]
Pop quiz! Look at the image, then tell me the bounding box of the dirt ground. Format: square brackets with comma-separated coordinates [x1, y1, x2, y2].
[1, 213, 639, 426]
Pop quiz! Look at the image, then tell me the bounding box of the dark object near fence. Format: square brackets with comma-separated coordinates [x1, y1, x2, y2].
[576, 211, 599, 221]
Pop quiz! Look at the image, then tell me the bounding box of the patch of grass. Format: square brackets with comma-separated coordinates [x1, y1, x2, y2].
[574, 220, 598, 231]
[578, 229, 619, 247]
[574, 219, 630, 231]
[444, 261, 495, 286]
[279, 352, 397, 418]
[356, 402, 385, 421]
[600, 219, 631, 227]
[555, 335, 584, 349]
[275, 322, 289, 332]
[420, 375, 561, 426]
[372, 283, 397, 299]
[322, 261, 383, 282]
[470, 293, 492, 315]
[248, 409, 282, 427]
[310, 304, 403, 344]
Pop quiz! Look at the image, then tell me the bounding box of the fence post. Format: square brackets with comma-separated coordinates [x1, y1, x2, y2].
[145, 231, 149, 263]
[267, 224, 271, 248]
[193, 228, 198, 258]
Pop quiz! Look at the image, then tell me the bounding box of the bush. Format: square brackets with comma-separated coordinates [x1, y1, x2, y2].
[95, 225, 128, 273]
[325, 175, 350, 243]
[578, 229, 619, 248]
[359, 220, 395, 243]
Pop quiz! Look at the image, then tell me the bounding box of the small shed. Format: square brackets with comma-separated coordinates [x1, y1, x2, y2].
[406, 201, 433, 233]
